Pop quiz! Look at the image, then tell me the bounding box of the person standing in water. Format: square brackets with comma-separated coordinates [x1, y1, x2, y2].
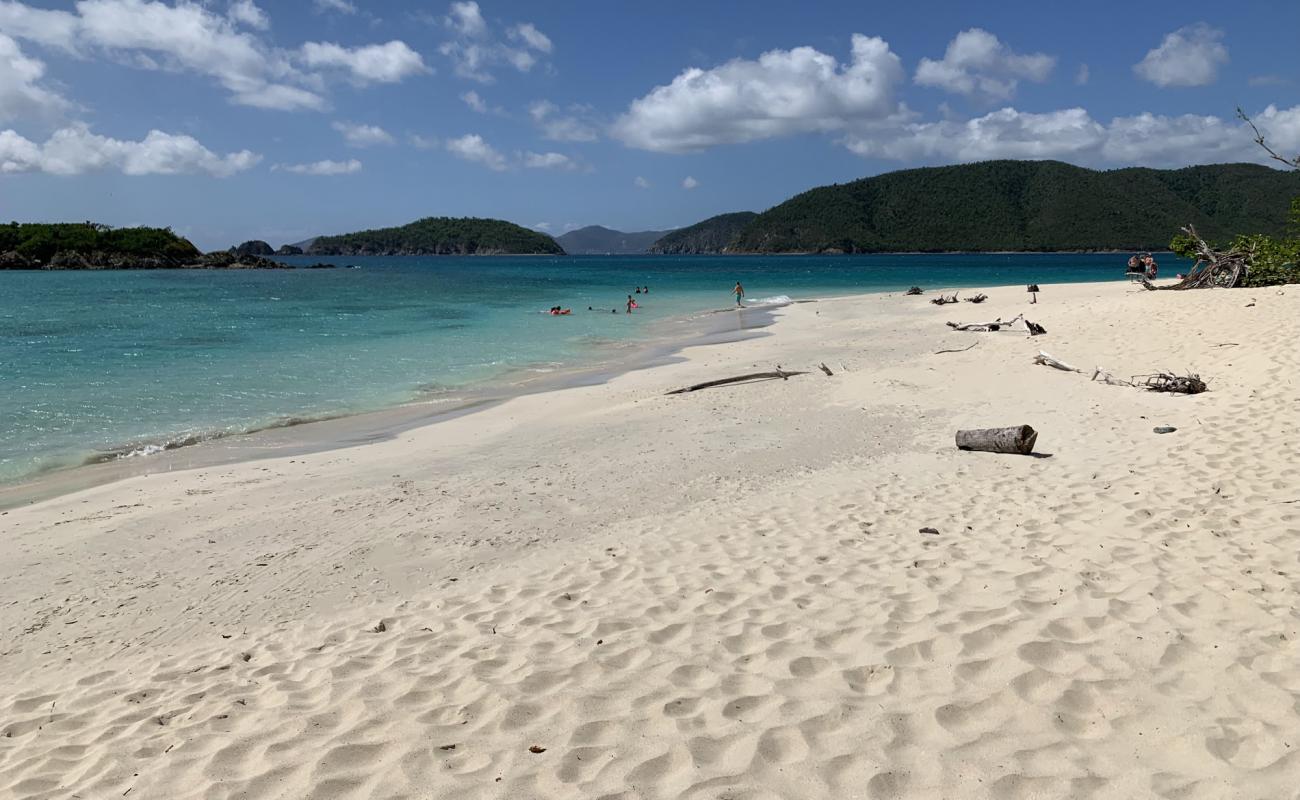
[733, 281, 745, 307]
[626, 295, 634, 313]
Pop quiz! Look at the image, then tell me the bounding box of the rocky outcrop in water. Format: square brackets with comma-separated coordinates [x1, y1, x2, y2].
[232, 240, 275, 256]
[276, 244, 304, 255]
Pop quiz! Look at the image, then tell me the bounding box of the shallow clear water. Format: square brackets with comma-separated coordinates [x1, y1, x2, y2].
[0, 253, 1166, 482]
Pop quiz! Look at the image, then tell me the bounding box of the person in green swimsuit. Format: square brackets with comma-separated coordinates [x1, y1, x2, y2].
[733, 281, 744, 307]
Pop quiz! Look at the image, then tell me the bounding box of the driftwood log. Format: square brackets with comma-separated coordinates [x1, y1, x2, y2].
[964, 293, 988, 303]
[946, 313, 1025, 332]
[956, 425, 1039, 455]
[930, 292, 959, 305]
[666, 369, 807, 395]
[905, 286, 923, 295]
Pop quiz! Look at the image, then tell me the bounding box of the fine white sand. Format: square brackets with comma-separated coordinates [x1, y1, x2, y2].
[2, 281, 1299, 799]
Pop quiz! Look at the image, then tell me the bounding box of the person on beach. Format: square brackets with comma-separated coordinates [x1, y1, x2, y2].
[626, 295, 634, 313]
[733, 282, 745, 307]
[1144, 254, 1158, 280]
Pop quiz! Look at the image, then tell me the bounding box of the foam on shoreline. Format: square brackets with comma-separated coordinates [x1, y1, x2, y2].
[0, 302, 783, 509]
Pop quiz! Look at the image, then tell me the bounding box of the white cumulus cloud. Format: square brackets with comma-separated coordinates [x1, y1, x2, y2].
[300, 41, 429, 85]
[445, 132, 506, 170]
[0, 2, 80, 51]
[1134, 23, 1228, 87]
[0, 32, 70, 123]
[437, 1, 553, 83]
[612, 34, 904, 153]
[529, 100, 599, 142]
[0, 123, 259, 176]
[461, 89, 487, 112]
[841, 104, 1300, 168]
[332, 120, 394, 147]
[0, 0, 428, 113]
[914, 28, 1054, 102]
[227, 0, 269, 31]
[845, 107, 1103, 162]
[682, 175, 698, 189]
[274, 158, 361, 175]
[507, 22, 551, 54]
[312, 0, 356, 14]
[1075, 63, 1089, 85]
[634, 175, 649, 189]
[521, 150, 574, 170]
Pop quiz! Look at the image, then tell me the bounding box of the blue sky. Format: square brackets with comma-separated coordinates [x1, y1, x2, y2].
[1, 0, 1298, 250]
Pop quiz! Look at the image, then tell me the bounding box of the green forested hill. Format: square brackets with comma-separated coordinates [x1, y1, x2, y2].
[647, 212, 758, 253]
[307, 217, 565, 256]
[0, 223, 200, 263]
[714, 161, 1300, 253]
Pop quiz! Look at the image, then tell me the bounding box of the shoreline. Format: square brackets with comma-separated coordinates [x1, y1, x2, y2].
[0, 300, 784, 509]
[0, 266, 1131, 509]
[0, 266, 1145, 508]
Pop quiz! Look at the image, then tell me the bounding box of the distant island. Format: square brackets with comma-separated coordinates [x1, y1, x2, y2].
[307, 217, 565, 256]
[647, 212, 759, 254]
[556, 225, 670, 255]
[0, 223, 307, 270]
[673, 161, 1300, 254]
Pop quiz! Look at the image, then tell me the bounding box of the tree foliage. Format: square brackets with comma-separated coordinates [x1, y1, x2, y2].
[0, 222, 200, 262]
[716, 160, 1300, 253]
[648, 213, 758, 254]
[307, 217, 564, 256]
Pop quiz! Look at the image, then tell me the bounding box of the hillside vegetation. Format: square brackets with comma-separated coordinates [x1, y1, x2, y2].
[647, 212, 758, 254]
[0, 222, 200, 264]
[307, 217, 564, 256]
[556, 226, 669, 254]
[705, 161, 1300, 253]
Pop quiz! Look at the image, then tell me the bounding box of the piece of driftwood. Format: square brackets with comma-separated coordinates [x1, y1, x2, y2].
[956, 425, 1039, 455]
[964, 293, 988, 304]
[666, 369, 808, 395]
[819, 363, 834, 376]
[1032, 351, 1082, 372]
[934, 342, 979, 355]
[930, 292, 959, 305]
[1034, 351, 1206, 392]
[1136, 373, 1207, 394]
[1141, 224, 1250, 290]
[946, 313, 1025, 332]
[905, 286, 923, 295]
[1091, 368, 1134, 387]
[1025, 320, 1047, 336]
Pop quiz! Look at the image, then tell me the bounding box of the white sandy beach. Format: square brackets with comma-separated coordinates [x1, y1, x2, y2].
[2, 281, 1299, 799]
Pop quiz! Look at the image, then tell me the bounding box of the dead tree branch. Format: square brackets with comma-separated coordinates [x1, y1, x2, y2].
[1238, 107, 1300, 170]
[1142, 224, 1252, 290]
[666, 369, 808, 395]
[934, 342, 979, 355]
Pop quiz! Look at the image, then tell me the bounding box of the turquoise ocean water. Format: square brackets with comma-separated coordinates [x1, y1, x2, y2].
[0, 253, 1162, 483]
